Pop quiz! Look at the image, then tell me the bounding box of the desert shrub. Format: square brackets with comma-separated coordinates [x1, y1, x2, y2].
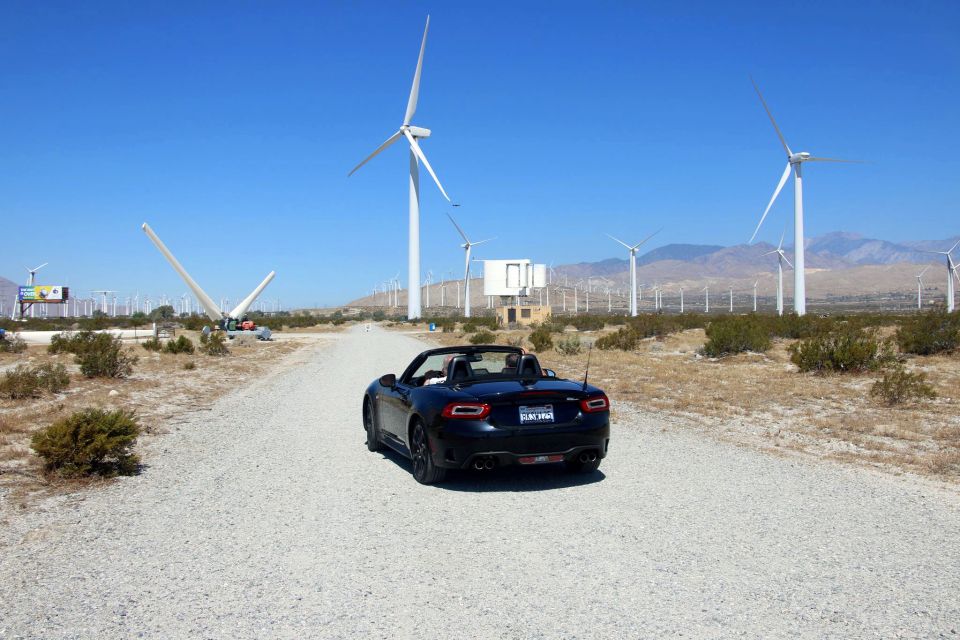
[895, 311, 960, 356]
[536, 321, 567, 334]
[183, 361, 196, 370]
[555, 335, 582, 356]
[596, 326, 641, 351]
[870, 365, 937, 406]
[506, 335, 524, 347]
[769, 314, 835, 339]
[0, 365, 41, 399]
[789, 328, 895, 374]
[164, 335, 195, 355]
[77, 333, 137, 378]
[199, 331, 209, 345]
[470, 330, 496, 345]
[201, 332, 230, 356]
[141, 337, 163, 352]
[31, 408, 140, 477]
[701, 316, 772, 358]
[0, 333, 27, 354]
[529, 327, 554, 352]
[570, 315, 605, 332]
[461, 321, 478, 334]
[33, 363, 70, 394]
[0, 363, 70, 399]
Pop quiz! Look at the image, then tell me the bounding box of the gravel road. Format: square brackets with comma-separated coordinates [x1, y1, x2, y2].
[2, 325, 958, 638]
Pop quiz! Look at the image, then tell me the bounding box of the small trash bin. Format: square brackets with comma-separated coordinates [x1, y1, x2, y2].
[429, 323, 436, 332]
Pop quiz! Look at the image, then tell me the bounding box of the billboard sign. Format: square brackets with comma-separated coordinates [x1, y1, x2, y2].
[18, 285, 69, 303]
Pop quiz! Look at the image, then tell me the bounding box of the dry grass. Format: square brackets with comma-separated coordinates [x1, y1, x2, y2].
[427, 325, 960, 483]
[0, 332, 308, 512]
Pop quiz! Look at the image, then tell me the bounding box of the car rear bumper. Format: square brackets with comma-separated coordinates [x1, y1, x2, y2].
[431, 423, 610, 470]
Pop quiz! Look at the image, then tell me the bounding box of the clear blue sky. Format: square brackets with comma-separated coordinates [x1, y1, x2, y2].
[1, 1, 958, 306]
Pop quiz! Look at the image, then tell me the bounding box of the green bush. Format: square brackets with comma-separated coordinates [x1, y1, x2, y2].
[870, 365, 937, 406]
[201, 332, 230, 356]
[701, 316, 772, 358]
[0, 363, 70, 399]
[555, 335, 582, 356]
[596, 326, 642, 351]
[469, 330, 496, 345]
[789, 328, 895, 374]
[895, 311, 960, 356]
[570, 315, 605, 332]
[77, 333, 138, 378]
[164, 335, 195, 355]
[183, 361, 196, 370]
[529, 327, 554, 352]
[31, 408, 140, 477]
[0, 333, 27, 353]
[141, 337, 163, 352]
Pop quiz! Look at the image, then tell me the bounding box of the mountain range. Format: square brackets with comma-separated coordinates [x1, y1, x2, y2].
[553, 232, 959, 286]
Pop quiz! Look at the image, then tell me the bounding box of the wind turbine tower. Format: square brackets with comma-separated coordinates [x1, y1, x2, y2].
[930, 241, 960, 312]
[607, 230, 659, 316]
[349, 16, 452, 319]
[762, 231, 793, 316]
[748, 78, 860, 316]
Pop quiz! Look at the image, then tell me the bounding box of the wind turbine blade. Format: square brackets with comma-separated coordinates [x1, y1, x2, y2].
[446, 212, 469, 244]
[631, 227, 662, 251]
[33, 263, 49, 271]
[348, 130, 403, 176]
[230, 271, 276, 319]
[750, 162, 792, 244]
[606, 234, 632, 250]
[141, 223, 222, 323]
[778, 227, 786, 251]
[403, 129, 450, 201]
[805, 157, 865, 163]
[780, 251, 794, 269]
[471, 237, 495, 246]
[919, 264, 932, 277]
[404, 16, 430, 126]
[762, 249, 779, 256]
[750, 76, 792, 156]
[949, 239, 960, 254]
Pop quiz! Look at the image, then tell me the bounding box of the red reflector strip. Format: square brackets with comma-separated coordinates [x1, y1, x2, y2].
[441, 402, 491, 419]
[579, 394, 610, 413]
[518, 454, 565, 465]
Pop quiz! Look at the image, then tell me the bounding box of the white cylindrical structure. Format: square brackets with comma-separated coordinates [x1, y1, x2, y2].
[408, 149, 422, 319]
[793, 163, 806, 315]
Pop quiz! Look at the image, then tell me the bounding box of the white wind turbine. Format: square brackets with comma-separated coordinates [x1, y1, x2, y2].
[23, 262, 48, 318]
[607, 229, 660, 317]
[915, 264, 933, 310]
[762, 230, 793, 316]
[348, 16, 451, 320]
[142, 223, 275, 327]
[929, 240, 960, 312]
[748, 77, 860, 316]
[446, 212, 493, 319]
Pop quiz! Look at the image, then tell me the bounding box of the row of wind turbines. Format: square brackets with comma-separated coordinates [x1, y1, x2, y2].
[348, 16, 957, 319]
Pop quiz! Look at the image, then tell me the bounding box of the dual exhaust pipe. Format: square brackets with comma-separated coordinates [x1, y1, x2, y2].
[472, 457, 496, 470]
[578, 451, 598, 463]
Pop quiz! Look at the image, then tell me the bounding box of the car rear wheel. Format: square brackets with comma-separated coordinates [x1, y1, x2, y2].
[364, 400, 383, 452]
[410, 420, 446, 485]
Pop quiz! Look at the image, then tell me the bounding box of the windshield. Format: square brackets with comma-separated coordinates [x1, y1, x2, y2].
[408, 349, 522, 385]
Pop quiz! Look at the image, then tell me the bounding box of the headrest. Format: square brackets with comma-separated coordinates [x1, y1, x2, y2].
[448, 356, 472, 382]
[518, 354, 542, 378]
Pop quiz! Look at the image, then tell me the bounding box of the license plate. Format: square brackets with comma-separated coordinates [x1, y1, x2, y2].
[519, 404, 554, 424]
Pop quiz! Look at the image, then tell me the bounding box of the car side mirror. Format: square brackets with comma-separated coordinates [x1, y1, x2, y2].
[544, 369, 557, 378]
[379, 373, 397, 388]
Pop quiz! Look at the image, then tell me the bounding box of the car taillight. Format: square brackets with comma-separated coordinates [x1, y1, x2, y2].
[579, 394, 609, 413]
[442, 402, 491, 419]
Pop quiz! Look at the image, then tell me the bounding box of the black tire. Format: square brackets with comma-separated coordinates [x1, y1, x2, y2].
[410, 420, 446, 485]
[364, 400, 383, 452]
[565, 456, 601, 474]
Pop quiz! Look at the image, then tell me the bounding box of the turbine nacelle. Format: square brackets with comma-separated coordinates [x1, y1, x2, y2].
[789, 152, 811, 163]
[404, 125, 432, 138]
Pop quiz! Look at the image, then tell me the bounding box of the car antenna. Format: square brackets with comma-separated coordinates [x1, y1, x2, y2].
[582, 343, 593, 391]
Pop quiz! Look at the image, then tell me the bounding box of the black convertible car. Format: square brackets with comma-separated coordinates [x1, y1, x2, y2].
[362, 345, 610, 484]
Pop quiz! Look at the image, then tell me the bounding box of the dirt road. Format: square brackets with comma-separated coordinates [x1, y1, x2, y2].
[1, 325, 958, 638]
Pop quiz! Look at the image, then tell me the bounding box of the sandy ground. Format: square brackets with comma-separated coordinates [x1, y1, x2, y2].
[0, 325, 958, 638]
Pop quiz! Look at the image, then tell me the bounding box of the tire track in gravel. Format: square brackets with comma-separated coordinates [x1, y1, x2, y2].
[1, 325, 958, 639]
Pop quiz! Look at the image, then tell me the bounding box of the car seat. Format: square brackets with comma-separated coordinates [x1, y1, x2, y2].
[448, 356, 473, 383]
